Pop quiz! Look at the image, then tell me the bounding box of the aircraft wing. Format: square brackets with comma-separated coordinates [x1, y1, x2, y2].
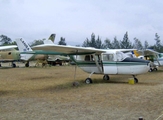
[137, 49, 160, 56]
[32, 44, 106, 55]
[113, 49, 136, 52]
[0, 45, 17, 50]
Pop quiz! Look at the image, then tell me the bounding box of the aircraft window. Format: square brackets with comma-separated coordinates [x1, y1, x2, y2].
[103, 54, 114, 61]
[158, 53, 163, 58]
[95, 55, 101, 61]
[8, 52, 11, 55]
[85, 55, 94, 61]
[116, 51, 128, 61]
[85, 55, 90, 61]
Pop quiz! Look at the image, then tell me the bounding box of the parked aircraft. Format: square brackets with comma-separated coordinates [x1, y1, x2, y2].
[140, 49, 163, 65]
[27, 42, 150, 84]
[133, 49, 163, 71]
[15, 38, 48, 67]
[0, 45, 20, 67]
[16, 34, 70, 67]
[43, 34, 70, 66]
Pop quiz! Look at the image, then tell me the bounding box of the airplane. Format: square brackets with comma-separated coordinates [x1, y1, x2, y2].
[23, 42, 150, 84]
[15, 34, 70, 67]
[134, 49, 163, 71]
[15, 38, 49, 67]
[43, 34, 70, 66]
[0, 45, 20, 67]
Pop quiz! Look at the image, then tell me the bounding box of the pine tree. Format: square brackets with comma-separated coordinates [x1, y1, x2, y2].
[154, 33, 162, 52]
[112, 36, 120, 49]
[120, 32, 132, 49]
[58, 37, 66, 45]
[133, 38, 143, 50]
[103, 38, 113, 49]
[144, 40, 149, 49]
[82, 33, 103, 49]
[0, 35, 12, 45]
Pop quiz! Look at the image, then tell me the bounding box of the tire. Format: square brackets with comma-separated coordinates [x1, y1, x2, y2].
[12, 63, 16, 68]
[134, 78, 138, 83]
[154, 68, 157, 71]
[149, 68, 153, 72]
[103, 75, 110, 80]
[85, 78, 93, 84]
[25, 63, 29, 67]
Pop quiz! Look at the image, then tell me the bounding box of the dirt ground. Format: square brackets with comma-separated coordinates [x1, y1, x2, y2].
[0, 64, 163, 120]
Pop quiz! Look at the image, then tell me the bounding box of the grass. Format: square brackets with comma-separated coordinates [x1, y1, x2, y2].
[0, 65, 163, 120]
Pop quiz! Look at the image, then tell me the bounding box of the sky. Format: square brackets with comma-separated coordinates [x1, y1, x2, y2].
[0, 0, 163, 46]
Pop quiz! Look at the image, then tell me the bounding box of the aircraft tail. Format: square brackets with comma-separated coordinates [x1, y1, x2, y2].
[133, 50, 140, 57]
[44, 34, 56, 44]
[15, 38, 34, 61]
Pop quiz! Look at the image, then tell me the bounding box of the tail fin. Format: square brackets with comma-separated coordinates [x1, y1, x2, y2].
[44, 34, 56, 44]
[15, 38, 33, 61]
[133, 50, 140, 57]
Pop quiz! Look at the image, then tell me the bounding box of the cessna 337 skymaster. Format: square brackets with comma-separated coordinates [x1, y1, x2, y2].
[29, 43, 150, 84]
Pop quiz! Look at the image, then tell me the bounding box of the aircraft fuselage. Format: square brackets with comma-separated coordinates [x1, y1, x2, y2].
[0, 51, 20, 62]
[71, 51, 150, 75]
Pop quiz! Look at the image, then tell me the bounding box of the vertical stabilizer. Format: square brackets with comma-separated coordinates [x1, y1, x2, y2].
[133, 50, 140, 57]
[15, 38, 33, 61]
[44, 34, 56, 44]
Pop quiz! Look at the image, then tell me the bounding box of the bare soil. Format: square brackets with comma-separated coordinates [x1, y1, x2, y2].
[0, 64, 163, 120]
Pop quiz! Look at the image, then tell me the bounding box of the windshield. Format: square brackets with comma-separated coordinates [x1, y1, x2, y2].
[116, 51, 128, 61]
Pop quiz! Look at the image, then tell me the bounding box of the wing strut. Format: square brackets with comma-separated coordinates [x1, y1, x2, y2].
[155, 55, 161, 66]
[74, 50, 78, 80]
[92, 54, 103, 73]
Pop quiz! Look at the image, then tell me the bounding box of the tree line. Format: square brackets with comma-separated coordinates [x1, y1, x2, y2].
[0, 32, 163, 52]
[82, 32, 163, 52]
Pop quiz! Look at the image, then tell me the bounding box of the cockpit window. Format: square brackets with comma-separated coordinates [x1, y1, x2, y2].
[116, 51, 128, 61]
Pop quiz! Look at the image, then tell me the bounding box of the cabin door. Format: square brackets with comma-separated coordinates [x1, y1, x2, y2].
[101, 53, 118, 74]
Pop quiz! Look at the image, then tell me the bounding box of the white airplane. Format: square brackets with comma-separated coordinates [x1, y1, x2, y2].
[15, 38, 49, 67]
[27, 41, 150, 84]
[44, 34, 70, 65]
[16, 34, 70, 66]
[135, 49, 163, 70]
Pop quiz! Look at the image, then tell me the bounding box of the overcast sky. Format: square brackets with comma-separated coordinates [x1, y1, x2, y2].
[0, 0, 163, 46]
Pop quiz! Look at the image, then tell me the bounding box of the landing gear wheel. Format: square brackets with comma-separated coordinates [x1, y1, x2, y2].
[149, 68, 153, 72]
[154, 68, 157, 71]
[25, 62, 29, 67]
[103, 75, 110, 80]
[12, 63, 16, 68]
[134, 78, 138, 83]
[85, 78, 93, 84]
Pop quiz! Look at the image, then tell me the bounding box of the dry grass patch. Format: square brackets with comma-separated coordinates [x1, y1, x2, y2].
[0, 65, 163, 120]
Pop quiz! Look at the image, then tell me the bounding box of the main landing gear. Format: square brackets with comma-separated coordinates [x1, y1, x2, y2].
[103, 74, 110, 80]
[133, 75, 138, 83]
[85, 78, 93, 84]
[84, 74, 139, 84]
[85, 74, 110, 84]
[25, 61, 29, 67]
[12, 62, 16, 68]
